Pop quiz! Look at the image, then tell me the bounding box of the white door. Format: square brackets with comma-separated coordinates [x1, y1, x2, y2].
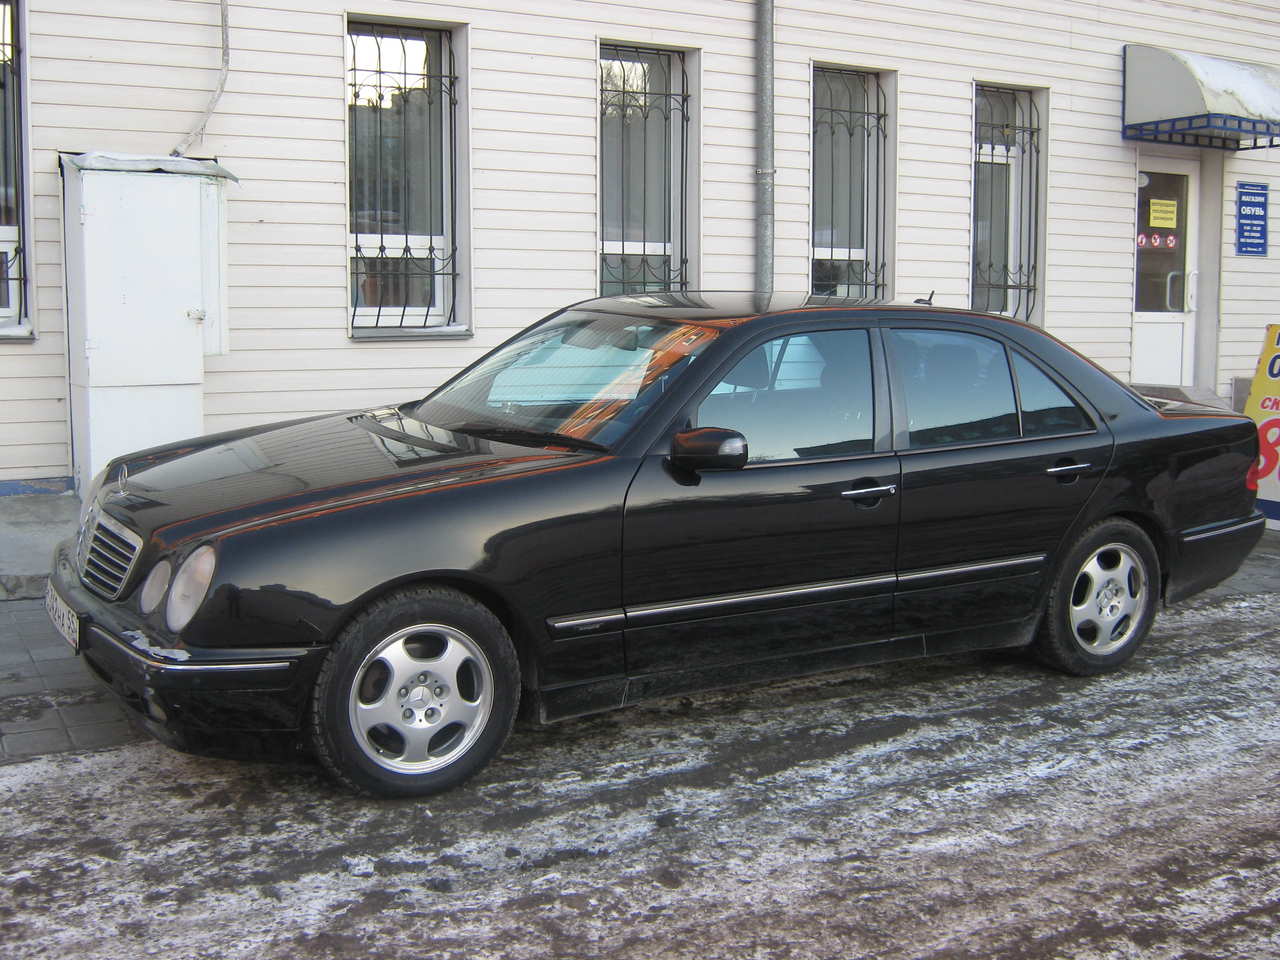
[1132, 156, 1198, 385]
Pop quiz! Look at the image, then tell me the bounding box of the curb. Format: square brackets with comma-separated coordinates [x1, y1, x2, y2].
[1, 574, 49, 602]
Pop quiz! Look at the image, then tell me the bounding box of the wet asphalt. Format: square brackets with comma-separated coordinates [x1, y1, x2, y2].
[1, 534, 1278, 959]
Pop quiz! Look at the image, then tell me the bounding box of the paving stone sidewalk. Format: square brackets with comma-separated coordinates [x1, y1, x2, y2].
[0, 599, 144, 763]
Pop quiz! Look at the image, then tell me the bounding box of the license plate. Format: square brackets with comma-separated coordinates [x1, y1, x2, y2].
[45, 580, 81, 652]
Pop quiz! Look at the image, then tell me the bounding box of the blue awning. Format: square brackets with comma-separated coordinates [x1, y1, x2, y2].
[1123, 45, 1280, 150]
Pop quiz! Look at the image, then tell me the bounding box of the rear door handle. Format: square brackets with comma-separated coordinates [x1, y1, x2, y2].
[841, 483, 898, 499]
[1045, 463, 1091, 476]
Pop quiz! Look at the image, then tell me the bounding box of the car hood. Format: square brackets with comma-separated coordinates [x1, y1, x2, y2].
[97, 407, 599, 547]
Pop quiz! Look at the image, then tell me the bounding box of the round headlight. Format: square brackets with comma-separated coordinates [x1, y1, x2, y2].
[165, 545, 217, 633]
[138, 560, 172, 615]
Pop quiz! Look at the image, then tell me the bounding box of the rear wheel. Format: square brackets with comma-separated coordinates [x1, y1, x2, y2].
[309, 585, 519, 797]
[1035, 518, 1160, 675]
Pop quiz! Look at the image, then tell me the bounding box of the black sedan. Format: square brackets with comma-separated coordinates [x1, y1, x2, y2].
[45, 293, 1264, 796]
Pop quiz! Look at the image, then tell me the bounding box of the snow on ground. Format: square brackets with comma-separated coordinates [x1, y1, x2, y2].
[2, 593, 1279, 959]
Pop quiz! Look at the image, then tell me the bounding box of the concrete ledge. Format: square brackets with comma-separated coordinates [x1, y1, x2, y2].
[0, 493, 80, 601]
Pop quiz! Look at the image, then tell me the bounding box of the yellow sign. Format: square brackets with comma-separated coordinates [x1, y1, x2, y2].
[1149, 199, 1178, 229]
[1244, 323, 1280, 529]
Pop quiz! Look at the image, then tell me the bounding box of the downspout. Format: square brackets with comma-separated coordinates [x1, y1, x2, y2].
[172, 0, 231, 157]
[755, 0, 775, 295]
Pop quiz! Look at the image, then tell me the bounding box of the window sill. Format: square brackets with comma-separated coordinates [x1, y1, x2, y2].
[0, 323, 34, 342]
[350, 325, 474, 342]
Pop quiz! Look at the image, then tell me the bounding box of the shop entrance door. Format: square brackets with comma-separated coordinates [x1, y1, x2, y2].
[1132, 156, 1198, 385]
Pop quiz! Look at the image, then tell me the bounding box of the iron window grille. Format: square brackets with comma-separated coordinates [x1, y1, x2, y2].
[347, 23, 459, 334]
[811, 67, 888, 301]
[599, 44, 690, 296]
[0, 1, 25, 331]
[972, 85, 1041, 321]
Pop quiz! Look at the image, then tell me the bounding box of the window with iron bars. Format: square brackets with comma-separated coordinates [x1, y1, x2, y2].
[972, 85, 1041, 321]
[599, 44, 690, 296]
[0, 1, 25, 332]
[811, 67, 888, 301]
[347, 23, 459, 335]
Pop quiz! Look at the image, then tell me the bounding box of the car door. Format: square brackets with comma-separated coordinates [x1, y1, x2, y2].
[884, 323, 1114, 644]
[621, 325, 901, 677]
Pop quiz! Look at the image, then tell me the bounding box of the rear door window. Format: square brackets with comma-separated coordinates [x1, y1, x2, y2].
[888, 329, 1019, 448]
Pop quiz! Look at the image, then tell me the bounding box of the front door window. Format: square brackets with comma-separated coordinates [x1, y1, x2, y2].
[1135, 171, 1189, 313]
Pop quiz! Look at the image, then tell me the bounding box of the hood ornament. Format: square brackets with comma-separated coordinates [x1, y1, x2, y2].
[113, 463, 130, 499]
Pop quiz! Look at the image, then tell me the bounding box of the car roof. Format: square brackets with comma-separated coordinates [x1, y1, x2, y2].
[567, 291, 1027, 329]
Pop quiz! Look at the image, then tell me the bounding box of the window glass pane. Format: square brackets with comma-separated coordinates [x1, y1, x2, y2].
[1134, 171, 1188, 313]
[972, 160, 1010, 313]
[348, 26, 444, 238]
[971, 85, 1039, 321]
[698, 330, 874, 462]
[350, 257, 433, 315]
[889, 329, 1018, 448]
[1013, 353, 1091, 437]
[0, 2, 17, 230]
[601, 49, 671, 245]
[813, 69, 868, 252]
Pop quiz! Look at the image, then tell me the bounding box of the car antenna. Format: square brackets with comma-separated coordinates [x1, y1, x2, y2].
[913, 291, 935, 305]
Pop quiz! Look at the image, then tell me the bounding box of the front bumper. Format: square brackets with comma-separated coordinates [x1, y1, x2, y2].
[48, 540, 328, 757]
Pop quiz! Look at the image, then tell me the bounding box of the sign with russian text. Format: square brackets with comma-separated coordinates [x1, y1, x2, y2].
[1236, 182, 1268, 257]
[1245, 324, 1280, 529]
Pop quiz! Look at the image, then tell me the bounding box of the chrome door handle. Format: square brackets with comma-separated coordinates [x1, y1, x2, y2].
[841, 484, 898, 498]
[1045, 463, 1091, 475]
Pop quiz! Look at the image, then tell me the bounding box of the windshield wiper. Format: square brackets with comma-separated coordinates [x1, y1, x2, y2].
[450, 423, 610, 453]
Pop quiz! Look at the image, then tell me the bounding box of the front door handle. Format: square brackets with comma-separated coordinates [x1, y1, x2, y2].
[1045, 463, 1091, 476]
[841, 483, 898, 500]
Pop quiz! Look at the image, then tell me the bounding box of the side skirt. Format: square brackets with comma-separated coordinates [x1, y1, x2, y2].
[534, 616, 1038, 724]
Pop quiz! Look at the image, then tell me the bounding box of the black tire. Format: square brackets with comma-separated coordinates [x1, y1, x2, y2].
[1034, 518, 1160, 676]
[309, 585, 520, 797]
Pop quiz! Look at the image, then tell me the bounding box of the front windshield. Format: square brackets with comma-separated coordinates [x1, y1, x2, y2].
[412, 308, 728, 447]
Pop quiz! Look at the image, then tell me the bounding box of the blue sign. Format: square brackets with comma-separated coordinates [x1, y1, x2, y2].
[1236, 181, 1268, 257]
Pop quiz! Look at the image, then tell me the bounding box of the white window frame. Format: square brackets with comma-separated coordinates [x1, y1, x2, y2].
[598, 43, 690, 296]
[346, 21, 459, 337]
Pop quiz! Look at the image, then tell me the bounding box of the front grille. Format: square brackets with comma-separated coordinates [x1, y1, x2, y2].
[79, 509, 143, 600]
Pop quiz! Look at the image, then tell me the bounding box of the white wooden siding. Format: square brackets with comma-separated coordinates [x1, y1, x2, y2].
[1, 0, 1278, 480]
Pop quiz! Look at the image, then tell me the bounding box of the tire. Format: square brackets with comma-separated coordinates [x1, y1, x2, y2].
[1034, 518, 1160, 676]
[309, 585, 520, 797]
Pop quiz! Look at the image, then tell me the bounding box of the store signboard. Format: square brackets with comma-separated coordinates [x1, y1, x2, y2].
[1236, 182, 1268, 257]
[1245, 324, 1280, 529]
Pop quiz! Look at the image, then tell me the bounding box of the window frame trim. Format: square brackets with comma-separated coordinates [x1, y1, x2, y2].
[344, 18, 464, 339]
[597, 41, 692, 297]
[0, 0, 29, 339]
[970, 83, 1043, 324]
[809, 64, 890, 303]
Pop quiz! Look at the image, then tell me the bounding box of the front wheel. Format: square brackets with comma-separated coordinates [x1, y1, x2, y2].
[309, 585, 520, 797]
[1034, 518, 1160, 676]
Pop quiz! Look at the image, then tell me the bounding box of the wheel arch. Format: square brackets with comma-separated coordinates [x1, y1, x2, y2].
[327, 571, 540, 689]
[1095, 509, 1172, 600]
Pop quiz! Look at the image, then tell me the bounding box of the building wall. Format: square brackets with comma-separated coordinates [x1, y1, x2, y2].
[1, 0, 1278, 482]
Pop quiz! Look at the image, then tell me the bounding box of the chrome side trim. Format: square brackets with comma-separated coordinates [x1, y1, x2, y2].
[1182, 515, 1266, 543]
[628, 573, 895, 623]
[898, 553, 1046, 585]
[91, 628, 293, 674]
[547, 609, 626, 639]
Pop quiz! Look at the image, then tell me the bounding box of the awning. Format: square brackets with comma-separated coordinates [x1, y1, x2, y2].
[1123, 44, 1280, 150]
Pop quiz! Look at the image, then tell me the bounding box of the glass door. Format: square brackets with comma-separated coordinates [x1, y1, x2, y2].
[1132, 156, 1198, 385]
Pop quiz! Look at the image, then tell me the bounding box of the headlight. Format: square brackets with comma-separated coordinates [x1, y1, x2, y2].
[139, 560, 172, 615]
[165, 545, 216, 632]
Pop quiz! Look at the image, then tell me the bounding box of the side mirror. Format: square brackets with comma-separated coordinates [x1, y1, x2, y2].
[669, 427, 748, 472]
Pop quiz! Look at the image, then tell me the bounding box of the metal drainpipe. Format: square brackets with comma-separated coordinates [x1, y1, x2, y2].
[755, 0, 775, 296]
